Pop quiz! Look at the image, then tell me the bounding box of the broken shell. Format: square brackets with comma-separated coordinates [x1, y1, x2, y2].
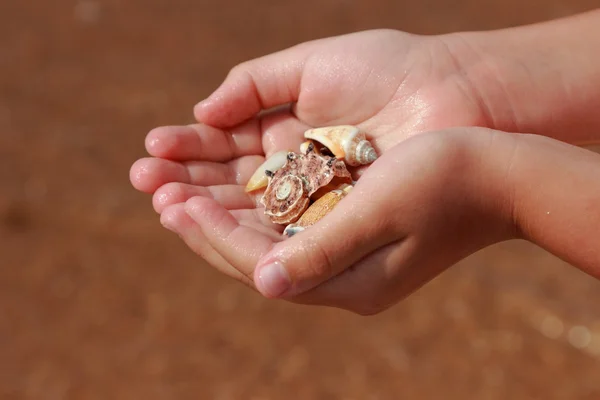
[245, 150, 289, 192]
[283, 184, 353, 237]
[310, 176, 354, 201]
[260, 146, 352, 224]
[304, 125, 378, 167]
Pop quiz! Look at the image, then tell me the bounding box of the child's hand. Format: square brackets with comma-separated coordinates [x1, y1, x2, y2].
[190, 29, 489, 141]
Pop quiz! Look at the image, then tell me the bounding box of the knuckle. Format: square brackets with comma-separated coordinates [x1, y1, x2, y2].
[303, 237, 335, 280]
[229, 61, 253, 78]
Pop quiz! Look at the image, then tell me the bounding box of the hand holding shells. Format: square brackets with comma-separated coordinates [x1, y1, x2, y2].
[132, 28, 552, 316]
[248, 128, 530, 315]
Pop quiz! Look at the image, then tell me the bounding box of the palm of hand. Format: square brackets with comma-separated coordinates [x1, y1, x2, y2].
[293, 30, 484, 144]
[130, 29, 486, 295]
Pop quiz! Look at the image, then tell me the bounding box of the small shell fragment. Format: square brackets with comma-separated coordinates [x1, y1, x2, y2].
[283, 184, 352, 237]
[245, 150, 289, 192]
[304, 125, 378, 166]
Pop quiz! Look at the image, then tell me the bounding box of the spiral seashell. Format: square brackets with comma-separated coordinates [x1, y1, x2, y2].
[304, 125, 378, 167]
[245, 150, 289, 192]
[260, 146, 352, 224]
[283, 184, 353, 237]
[261, 174, 310, 225]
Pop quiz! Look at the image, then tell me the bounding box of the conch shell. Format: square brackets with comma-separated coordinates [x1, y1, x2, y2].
[303, 125, 378, 166]
[245, 150, 289, 192]
[283, 184, 353, 237]
[260, 145, 352, 224]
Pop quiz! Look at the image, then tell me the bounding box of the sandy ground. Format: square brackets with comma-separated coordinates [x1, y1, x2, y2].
[2, 0, 600, 399]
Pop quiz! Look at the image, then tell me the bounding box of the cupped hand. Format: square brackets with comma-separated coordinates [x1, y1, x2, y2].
[129, 29, 503, 306]
[246, 127, 517, 314]
[155, 127, 518, 315]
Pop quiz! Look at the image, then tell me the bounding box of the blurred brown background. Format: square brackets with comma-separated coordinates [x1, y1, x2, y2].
[2, 0, 600, 399]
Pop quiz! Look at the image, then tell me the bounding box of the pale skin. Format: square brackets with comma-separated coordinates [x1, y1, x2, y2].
[130, 10, 600, 315]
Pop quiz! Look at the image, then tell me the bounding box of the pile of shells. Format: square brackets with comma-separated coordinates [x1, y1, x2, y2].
[245, 125, 378, 237]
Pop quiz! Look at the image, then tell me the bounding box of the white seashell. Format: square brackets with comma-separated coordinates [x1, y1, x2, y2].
[245, 150, 289, 192]
[303, 125, 378, 167]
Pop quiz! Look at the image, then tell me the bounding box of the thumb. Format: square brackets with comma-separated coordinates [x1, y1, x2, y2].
[194, 40, 322, 128]
[252, 182, 396, 299]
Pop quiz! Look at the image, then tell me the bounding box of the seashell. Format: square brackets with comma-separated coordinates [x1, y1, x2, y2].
[304, 125, 378, 167]
[261, 174, 310, 225]
[310, 176, 354, 201]
[245, 150, 289, 192]
[299, 139, 331, 156]
[283, 184, 353, 237]
[260, 146, 352, 224]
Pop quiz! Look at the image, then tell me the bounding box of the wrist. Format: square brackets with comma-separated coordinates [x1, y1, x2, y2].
[442, 10, 600, 145]
[462, 129, 521, 243]
[423, 128, 520, 245]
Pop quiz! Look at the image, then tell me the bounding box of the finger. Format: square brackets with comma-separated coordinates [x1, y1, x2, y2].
[153, 183, 262, 213]
[160, 203, 255, 289]
[162, 198, 281, 237]
[184, 196, 280, 277]
[130, 156, 265, 194]
[147, 110, 311, 162]
[130, 157, 179, 193]
[145, 124, 263, 162]
[231, 209, 282, 232]
[254, 105, 311, 158]
[252, 179, 398, 299]
[194, 40, 322, 128]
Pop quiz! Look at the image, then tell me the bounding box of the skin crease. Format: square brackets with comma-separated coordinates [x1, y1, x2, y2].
[130, 10, 600, 315]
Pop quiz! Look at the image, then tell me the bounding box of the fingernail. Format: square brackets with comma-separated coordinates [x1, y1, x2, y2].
[256, 261, 291, 298]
